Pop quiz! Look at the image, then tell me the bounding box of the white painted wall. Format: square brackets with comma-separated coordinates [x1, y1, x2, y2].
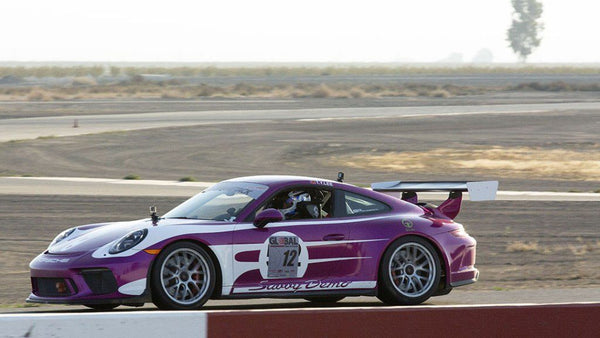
[0, 311, 207, 338]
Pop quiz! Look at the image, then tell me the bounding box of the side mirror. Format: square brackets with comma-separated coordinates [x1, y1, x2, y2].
[253, 208, 284, 228]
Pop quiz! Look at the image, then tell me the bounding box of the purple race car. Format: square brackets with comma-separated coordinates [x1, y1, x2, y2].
[28, 174, 497, 310]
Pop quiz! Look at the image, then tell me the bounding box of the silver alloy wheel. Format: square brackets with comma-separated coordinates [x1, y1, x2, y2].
[388, 242, 436, 298]
[160, 248, 210, 305]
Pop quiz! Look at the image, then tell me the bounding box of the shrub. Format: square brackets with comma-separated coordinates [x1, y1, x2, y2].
[71, 76, 97, 86]
[349, 87, 366, 98]
[161, 90, 188, 99]
[26, 89, 51, 101]
[429, 89, 451, 98]
[312, 84, 334, 98]
[123, 174, 141, 180]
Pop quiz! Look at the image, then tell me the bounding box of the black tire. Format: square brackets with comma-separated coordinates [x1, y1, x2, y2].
[151, 241, 216, 310]
[304, 296, 345, 303]
[377, 236, 441, 305]
[84, 304, 119, 311]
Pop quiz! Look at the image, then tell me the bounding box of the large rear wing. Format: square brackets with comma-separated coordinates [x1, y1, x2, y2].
[371, 180, 498, 219]
[371, 181, 498, 201]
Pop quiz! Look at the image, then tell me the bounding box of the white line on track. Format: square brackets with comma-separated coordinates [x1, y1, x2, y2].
[296, 110, 544, 121]
[1, 177, 599, 201]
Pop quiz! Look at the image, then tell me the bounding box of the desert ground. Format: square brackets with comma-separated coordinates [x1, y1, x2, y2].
[0, 76, 599, 309]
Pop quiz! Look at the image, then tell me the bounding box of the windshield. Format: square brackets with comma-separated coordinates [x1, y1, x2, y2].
[163, 182, 269, 221]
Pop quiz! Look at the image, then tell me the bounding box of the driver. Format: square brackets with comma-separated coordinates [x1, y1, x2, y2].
[279, 191, 311, 219]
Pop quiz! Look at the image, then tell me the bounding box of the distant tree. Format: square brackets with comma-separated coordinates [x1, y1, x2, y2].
[472, 48, 494, 63]
[507, 0, 544, 62]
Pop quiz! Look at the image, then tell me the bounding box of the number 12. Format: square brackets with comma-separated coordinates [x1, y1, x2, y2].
[283, 249, 297, 267]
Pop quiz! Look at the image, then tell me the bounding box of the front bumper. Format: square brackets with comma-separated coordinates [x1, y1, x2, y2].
[27, 250, 154, 305]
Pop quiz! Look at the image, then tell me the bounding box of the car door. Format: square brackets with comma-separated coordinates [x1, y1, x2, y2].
[230, 186, 349, 294]
[329, 189, 393, 284]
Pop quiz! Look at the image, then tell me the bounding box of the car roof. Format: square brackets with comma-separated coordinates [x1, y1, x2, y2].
[224, 175, 416, 218]
[225, 175, 339, 187]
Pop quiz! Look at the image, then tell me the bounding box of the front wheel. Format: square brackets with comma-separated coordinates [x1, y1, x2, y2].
[377, 236, 441, 305]
[151, 242, 216, 310]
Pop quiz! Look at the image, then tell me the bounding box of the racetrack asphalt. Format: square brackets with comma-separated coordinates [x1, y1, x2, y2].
[1, 101, 599, 142]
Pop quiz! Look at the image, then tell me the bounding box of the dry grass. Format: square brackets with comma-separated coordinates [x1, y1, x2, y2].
[429, 89, 451, 98]
[0, 66, 104, 77]
[25, 88, 52, 101]
[568, 241, 600, 256]
[160, 90, 191, 99]
[504, 239, 599, 256]
[333, 146, 600, 181]
[0, 64, 598, 101]
[513, 81, 600, 92]
[4, 65, 600, 78]
[506, 241, 540, 253]
[0, 82, 487, 101]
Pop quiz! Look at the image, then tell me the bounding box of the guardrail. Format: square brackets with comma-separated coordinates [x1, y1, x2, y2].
[1, 303, 598, 338]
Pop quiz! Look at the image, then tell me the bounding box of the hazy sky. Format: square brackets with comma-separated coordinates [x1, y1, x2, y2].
[1, 0, 598, 63]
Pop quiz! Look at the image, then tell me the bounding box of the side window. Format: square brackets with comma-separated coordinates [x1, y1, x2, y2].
[340, 191, 390, 217]
[253, 187, 334, 221]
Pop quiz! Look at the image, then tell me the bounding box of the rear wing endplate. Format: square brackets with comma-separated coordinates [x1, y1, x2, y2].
[371, 181, 498, 201]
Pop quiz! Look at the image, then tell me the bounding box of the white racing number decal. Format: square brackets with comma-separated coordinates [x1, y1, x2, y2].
[267, 236, 299, 278]
[259, 231, 309, 279]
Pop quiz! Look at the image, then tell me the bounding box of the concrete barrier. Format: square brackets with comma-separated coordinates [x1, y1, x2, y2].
[1, 303, 598, 338]
[0, 311, 206, 338]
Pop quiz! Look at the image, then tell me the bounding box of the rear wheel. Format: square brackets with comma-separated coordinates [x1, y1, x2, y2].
[377, 236, 441, 305]
[151, 242, 216, 310]
[304, 296, 345, 303]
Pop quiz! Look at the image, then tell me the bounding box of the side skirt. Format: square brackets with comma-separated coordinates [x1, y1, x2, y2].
[220, 289, 376, 299]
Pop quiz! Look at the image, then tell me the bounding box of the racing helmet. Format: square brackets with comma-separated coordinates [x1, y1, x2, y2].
[280, 191, 311, 218]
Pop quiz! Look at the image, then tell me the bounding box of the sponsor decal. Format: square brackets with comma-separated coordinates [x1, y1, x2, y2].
[249, 280, 352, 292]
[402, 219, 414, 231]
[311, 180, 334, 187]
[351, 208, 379, 213]
[269, 236, 299, 246]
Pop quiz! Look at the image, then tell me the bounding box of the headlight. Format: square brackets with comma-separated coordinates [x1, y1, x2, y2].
[109, 229, 148, 254]
[49, 228, 76, 247]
